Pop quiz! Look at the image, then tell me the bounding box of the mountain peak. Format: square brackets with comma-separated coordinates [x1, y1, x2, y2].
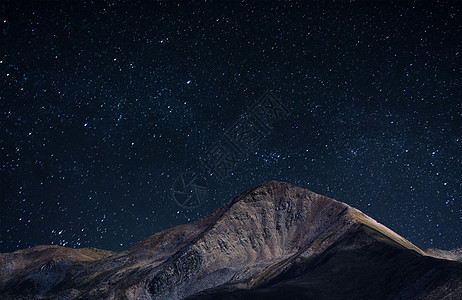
[1, 182, 461, 299]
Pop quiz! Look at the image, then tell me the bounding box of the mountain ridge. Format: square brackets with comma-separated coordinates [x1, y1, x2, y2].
[1, 181, 461, 299]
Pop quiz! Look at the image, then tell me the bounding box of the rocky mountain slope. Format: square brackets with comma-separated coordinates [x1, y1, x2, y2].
[1, 181, 461, 299]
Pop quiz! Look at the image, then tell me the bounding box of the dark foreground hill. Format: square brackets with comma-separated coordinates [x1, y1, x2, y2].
[1, 181, 461, 299]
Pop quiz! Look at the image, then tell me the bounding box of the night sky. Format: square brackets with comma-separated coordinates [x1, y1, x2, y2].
[1, 1, 461, 254]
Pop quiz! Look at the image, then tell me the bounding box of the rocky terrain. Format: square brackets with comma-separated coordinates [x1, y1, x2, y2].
[1, 181, 461, 299]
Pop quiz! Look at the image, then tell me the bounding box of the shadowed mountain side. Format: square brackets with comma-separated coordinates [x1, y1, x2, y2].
[186, 225, 462, 300]
[1, 181, 461, 299]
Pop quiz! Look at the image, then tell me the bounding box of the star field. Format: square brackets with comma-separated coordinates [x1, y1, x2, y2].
[1, 1, 461, 253]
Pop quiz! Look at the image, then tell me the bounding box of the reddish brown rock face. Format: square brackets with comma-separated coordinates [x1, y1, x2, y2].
[1, 181, 461, 299]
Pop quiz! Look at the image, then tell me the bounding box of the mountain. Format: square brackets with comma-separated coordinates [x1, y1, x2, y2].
[1, 181, 461, 299]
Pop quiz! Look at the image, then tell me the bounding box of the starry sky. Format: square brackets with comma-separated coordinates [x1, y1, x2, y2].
[1, 1, 461, 253]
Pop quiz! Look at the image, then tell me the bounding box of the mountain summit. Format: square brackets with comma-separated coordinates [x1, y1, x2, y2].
[1, 181, 461, 299]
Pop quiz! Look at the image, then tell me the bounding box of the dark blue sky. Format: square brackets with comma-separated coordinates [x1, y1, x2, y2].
[1, 1, 461, 253]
